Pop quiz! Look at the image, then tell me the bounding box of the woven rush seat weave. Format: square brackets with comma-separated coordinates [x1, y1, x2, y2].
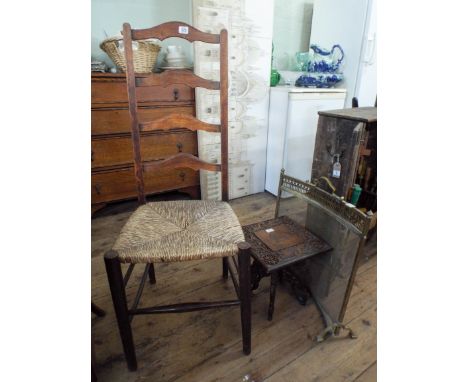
[113, 200, 245, 263]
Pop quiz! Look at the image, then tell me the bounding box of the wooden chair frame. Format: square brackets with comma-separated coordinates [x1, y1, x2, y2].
[104, 22, 251, 372]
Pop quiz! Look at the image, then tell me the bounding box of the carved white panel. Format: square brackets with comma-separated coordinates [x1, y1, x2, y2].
[192, 0, 274, 200]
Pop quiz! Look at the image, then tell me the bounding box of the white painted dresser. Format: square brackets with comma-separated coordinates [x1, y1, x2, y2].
[265, 86, 346, 195]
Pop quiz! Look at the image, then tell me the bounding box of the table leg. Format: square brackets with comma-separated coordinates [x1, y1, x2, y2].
[268, 272, 279, 321]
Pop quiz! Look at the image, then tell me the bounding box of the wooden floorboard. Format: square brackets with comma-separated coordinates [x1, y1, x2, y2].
[92, 192, 377, 382]
[354, 362, 377, 382]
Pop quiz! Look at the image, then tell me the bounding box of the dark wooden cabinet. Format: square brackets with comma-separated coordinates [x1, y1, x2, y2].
[311, 107, 377, 212]
[91, 73, 200, 211]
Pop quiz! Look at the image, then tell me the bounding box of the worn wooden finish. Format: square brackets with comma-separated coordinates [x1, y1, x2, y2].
[254, 224, 304, 252]
[130, 21, 220, 43]
[148, 263, 156, 285]
[355, 362, 377, 382]
[106, 22, 249, 372]
[136, 70, 220, 90]
[244, 215, 332, 321]
[129, 300, 240, 315]
[122, 23, 229, 203]
[90, 73, 198, 209]
[104, 250, 137, 371]
[311, 116, 365, 197]
[318, 106, 377, 123]
[92, 166, 199, 204]
[92, 74, 194, 105]
[220, 29, 229, 202]
[143, 153, 221, 173]
[92, 131, 198, 169]
[139, 113, 220, 133]
[243, 216, 332, 274]
[92, 106, 194, 136]
[92, 192, 376, 382]
[238, 242, 252, 355]
[123, 22, 145, 204]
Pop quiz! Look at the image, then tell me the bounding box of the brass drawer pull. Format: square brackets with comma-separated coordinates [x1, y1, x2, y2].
[94, 184, 101, 195]
[91, 150, 94, 162]
[176, 142, 183, 152]
[173, 88, 179, 101]
[179, 172, 186, 182]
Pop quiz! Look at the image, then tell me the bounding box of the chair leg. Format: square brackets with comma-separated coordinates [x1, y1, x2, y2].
[104, 250, 137, 371]
[148, 263, 156, 284]
[222, 257, 229, 280]
[238, 242, 252, 355]
[268, 272, 278, 321]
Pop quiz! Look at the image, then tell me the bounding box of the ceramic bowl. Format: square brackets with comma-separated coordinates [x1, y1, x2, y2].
[295, 73, 343, 88]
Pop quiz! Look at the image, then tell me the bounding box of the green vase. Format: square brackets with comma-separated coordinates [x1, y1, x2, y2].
[270, 69, 281, 87]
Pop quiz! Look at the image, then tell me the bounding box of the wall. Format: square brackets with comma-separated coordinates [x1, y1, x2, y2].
[91, 0, 193, 69]
[272, 0, 314, 70]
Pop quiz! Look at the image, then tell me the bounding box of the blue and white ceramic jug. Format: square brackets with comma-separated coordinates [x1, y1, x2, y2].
[296, 44, 345, 88]
[308, 44, 344, 73]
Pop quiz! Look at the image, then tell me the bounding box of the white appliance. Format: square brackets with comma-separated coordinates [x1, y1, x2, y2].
[265, 86, 346, 195]
[309, 0, 377, 107]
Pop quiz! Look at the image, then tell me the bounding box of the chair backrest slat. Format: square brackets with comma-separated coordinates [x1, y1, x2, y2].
[139, 114, 220, 133]
[144, 154, 221, 173]
[136, 70, 220, 90]
[122, 22, 229, 204]
[131, 21, 220, 43]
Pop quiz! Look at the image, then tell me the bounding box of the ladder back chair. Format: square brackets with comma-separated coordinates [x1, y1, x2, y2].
[104, 21, 252, 372]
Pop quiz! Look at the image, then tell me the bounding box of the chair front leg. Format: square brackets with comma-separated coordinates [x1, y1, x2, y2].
[104, 250, 137, 371]
[222, 257, 229, 280]
[238, 242, 252, 355]
[148, 263, 156, 284]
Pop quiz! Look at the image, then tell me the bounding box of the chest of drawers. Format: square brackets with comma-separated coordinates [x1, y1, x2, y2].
[91, 73, 200, 212]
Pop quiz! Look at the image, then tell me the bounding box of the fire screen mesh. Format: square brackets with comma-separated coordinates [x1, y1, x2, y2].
[276, 171, 371, 337]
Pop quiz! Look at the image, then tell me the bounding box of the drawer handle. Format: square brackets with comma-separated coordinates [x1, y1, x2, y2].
[176, 142, 183, 152]
[91, 150, 94, 162]
[94, 184, 101, 195]
[173, 88, 179, 101]
[179, 172, 186, 182]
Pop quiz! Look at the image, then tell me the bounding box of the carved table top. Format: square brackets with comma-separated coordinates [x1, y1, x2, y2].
[242, 216, 332, 273]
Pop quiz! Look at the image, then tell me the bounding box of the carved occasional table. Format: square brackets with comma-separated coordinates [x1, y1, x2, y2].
[242, 215, 332, 320]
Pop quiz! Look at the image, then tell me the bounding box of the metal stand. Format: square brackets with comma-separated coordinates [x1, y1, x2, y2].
[312, 294, 357, 343]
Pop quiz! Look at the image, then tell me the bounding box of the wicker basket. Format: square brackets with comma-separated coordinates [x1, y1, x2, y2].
[100, 37, 161, 73]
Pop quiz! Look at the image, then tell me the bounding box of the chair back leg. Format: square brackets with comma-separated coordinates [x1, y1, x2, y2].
[104, 250, 138, 371]
[238, 242, 252, 355]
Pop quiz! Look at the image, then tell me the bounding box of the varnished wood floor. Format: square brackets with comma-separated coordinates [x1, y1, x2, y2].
[92, 192, 377, 382]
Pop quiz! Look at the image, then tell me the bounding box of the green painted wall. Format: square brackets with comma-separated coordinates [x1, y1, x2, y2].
[91, 0, 193, 69]
[272, 0, 314, 70]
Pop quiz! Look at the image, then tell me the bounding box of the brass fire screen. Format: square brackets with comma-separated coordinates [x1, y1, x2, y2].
[275, 170, 371, 341]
